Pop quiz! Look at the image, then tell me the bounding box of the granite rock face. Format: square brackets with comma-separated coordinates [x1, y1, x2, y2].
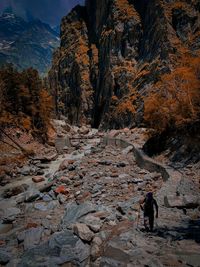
[49, 0, 200, 128]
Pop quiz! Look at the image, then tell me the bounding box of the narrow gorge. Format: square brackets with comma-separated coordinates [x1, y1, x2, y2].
[49, 0, 200, 129]
[0, 0, 200, 266]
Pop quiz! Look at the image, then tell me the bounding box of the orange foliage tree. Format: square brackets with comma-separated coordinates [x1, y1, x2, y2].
[144, 58, 200, 133]
[0, 65, 53, 140]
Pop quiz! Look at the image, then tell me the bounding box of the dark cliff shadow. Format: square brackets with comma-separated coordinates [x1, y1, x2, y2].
[155, 219, 200, 243]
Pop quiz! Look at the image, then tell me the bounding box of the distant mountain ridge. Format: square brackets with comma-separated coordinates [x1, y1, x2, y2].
[0, 11, 60, 75]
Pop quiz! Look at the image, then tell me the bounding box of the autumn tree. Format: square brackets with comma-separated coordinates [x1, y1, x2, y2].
[144, 57, 200, 133]
[0, 65, 53, 141]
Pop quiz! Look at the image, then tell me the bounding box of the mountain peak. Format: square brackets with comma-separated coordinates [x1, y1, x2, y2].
[2, 5, 35, 23]
[0, 12, 60, 75]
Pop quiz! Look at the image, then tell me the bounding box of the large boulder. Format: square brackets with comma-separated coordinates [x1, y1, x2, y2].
[73, 223, 94, 241]
[49, 230, 91, 265]
[2, 207, 21, 223]
[78, 126, 90, 135]
[80, 214, 103, 233]
[0, 250, 11, 265]
[58, 159, 69, 171]
[23, 227, 44, 250]
[164, 195, 200, 209]
[61, 202, 97, 228]
[24, 188, 40, 202]
[19, 230, 90, 267]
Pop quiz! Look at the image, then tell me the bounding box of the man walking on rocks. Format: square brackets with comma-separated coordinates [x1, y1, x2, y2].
[140, 192, 158, 232]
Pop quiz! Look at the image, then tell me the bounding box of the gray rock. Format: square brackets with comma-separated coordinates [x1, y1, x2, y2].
[68, 165, 77, 171]
[177, 252, 200, 267]
[78, 126, 90, 135]
[62, 202, 96, 228]
[2, 184, 28, 198]
[45, 172, 52, 179]
[119, 174, 129, 179]
[80, 214, 103, 233]
[99, 160, 112, 166]
[121, 183, 128, 189]
[151, 172, 161, 181]
[17, 231, 26, 243]
[36, 169, 45, 175]
[20, 166, 31, 176]
[176, 178, 198, 196]
[18, 243, 59, 267]
[0, 223, 13, 234]
[101, 242, 131, 265]
[5, 258, 20, 267]
[25, 188, 40, 202]
[34, 203, 47, 211]
[164, 195, 200, 209]
[183, 195, 200, 208]
[116, 162, 126, 167]
[47, 200, 60, 210]
[0, 250, 11, 265]
[42, 219, 51, 229]
[73, 223, 94, 241]
[116, 202, 130, 215]
[60, 239, 90, 265]
[49, 230, 90, 264]
[92, 184, 104, 194]
[2, 207, 21, 223]
[57, 194, 67, 204]
[132, 178, 143, 184]
[143, 174, 152, 181]
[43, 194, 52, 202]
[122, 146, 133, 155]
[48, 190, 57, 200]
[0, 199, 17, 213]
[87, 129, 98, 137]
[91, 236, 103, 260]
[23, 227, 44, 250]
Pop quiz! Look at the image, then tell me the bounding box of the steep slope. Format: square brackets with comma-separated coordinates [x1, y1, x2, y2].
[0, 12, 59, 75]
[49, 6, 93, 124]
[49, 0, 200, 127]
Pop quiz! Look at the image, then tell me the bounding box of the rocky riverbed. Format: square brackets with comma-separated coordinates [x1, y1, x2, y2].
[0, 126, 200, 267]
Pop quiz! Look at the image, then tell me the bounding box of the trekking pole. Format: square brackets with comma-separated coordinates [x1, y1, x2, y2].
[136, 207, 140, 230]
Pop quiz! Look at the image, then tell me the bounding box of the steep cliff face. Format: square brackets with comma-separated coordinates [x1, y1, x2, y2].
[49, 6, 93, 124]
[49, 0, 200, 128]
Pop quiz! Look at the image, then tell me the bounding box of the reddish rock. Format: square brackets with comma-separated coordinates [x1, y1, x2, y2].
[109, 130, 119, 138]
[73, 223, 94, 241]
[0, 240, 6, 246]
[59, 176, 71, 185]
[110, 171, 118, 178]
[32, 176, 45, 183]
[59, 160, 69, 171]
[123, 128, 130, 133]
[25, 222, 39, 229]
[54, 185, 70, 195]
[68, 160, 75, 165]
[76, 191, 92, 203]
[74, 181, 83, 187]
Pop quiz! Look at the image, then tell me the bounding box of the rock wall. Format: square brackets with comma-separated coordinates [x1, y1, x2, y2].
[102, 136, 170, 182]
[49, 0, 200, 128]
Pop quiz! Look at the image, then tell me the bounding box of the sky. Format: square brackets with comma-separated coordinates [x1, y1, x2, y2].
[0, 0, 84, 25]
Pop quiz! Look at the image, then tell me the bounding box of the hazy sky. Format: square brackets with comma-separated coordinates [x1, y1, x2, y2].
[0, 0, 84, 25]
